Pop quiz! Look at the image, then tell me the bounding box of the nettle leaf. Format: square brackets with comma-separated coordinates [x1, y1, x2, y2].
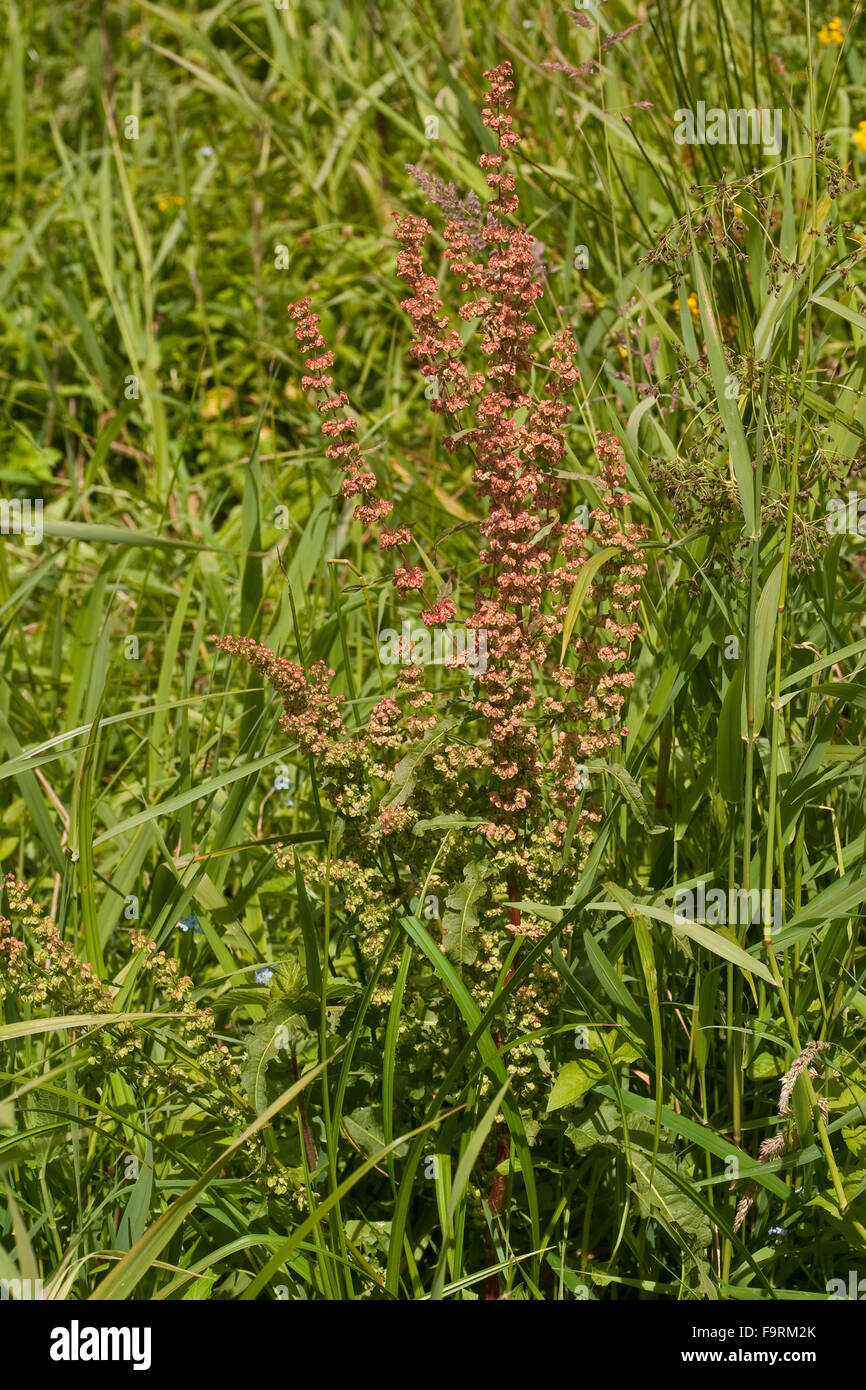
[441, 862, 490, 964]
[380, 717, 457, 809]
[343, 1106, 410, 1160]
[747, 1050, 783, 1081]
[628, 1149, 712, 1247]
[565, 1099, 626, 1153]
[612, 1035, 641, 1065]
[809, 1164, 866, 1213]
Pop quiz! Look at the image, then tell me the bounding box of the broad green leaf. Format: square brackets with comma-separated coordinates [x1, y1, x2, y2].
[441, 862, 489, 965]
[380, 718, 456, 809]
[547, 1059, 604, 1111]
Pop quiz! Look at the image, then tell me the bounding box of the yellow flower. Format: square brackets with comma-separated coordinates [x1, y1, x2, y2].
[734, 204, 744, 217]
[156, 194, 185, 211]
[201, 385, 237, 420]
[674, 293, 699, 318]
[818, 15, 844, 44]
[855, 121, 866, 151]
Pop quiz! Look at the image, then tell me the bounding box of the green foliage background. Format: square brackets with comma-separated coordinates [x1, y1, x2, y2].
[1, 0, 865, 1300]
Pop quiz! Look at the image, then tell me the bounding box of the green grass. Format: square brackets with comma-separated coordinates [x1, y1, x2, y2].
[1, 0, 866, 1301]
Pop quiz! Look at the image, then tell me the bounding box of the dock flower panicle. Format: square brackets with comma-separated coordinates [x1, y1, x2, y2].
[393, 61, 646, 837]
[215, 62, 646, 989]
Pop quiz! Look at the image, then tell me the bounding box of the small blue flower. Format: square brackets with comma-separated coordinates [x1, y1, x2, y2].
[274, 774, 290, 791]
[255, 967, 274, 984]
[200, 145, 215, 157]
[768, 1226, 787, 1237]
[178, 913, 200, 933]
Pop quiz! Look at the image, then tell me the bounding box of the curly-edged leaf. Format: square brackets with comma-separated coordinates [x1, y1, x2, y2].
[547, 1030, 639, 1112]
[380, 717, 456, 809]
[241, 1003, 305, 1115]
[441, 862, 489, 964]
[586, 758, 666, 833]
[566, 1100, 712, 1246]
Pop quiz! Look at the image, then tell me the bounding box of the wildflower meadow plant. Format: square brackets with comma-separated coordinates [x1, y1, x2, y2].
[207, 73, 650, 1276]
[214, 63, 646, 1067]
[5, 0, 866, 1319]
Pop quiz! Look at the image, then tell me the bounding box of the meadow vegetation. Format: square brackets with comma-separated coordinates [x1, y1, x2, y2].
[1, 0, 866, 1301]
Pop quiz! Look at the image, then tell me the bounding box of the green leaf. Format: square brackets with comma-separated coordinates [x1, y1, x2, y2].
[586, 758, 665, 833]
[441, 862, 489, 965]
[240, 1004, 305, 1115]
[775, 869, 866, 948]
[89, 1047, 344, 1300]
[399, 912, 541, 1250]
[293, 851, 322, 999]
[559, 548, 619, 664]
[810, 294, 866, 335]
[0, 1012, 169, 1041]
[380, 718, 456, 809]
[592, 890, 777, 985]
[691, 251, 755, 534]
[343, 1106, 387, 1158]
[547, 1059, 604, 1111]
[742, 559, 783, 739]
[717, 667, 744, 801]
[565, 1100, 712, 1246]
[430, 1079, 511, 1300]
